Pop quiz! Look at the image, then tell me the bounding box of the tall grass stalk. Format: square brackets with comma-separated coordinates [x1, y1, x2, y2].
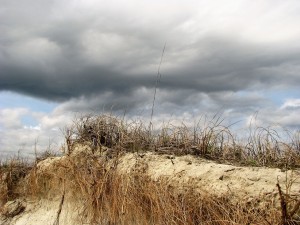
[150, 42, 166, 128]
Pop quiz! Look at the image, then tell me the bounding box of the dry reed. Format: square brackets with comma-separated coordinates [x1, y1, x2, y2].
[1, 113, 300, 224]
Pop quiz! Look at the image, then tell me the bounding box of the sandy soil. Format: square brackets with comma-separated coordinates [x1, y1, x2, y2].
[1, 198, 79, 225]
[1, 146, 300, 225]
[118, 152, 300, 199]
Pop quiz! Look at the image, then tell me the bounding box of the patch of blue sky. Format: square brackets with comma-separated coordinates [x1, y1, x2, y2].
[21, 114, 39, 127]
[0, 91, 57, 113]
[262, 89, 300, 106]
[235, 89, 300, 106]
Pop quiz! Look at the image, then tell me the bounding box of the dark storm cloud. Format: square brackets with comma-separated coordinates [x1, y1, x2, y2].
[0, 64, 133, 101]
[2, 0, 300, 157]
[1, 0, 300, 113]
[2, 36, 300, 103]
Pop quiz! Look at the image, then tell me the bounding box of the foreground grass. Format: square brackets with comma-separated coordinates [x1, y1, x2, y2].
[1, 113, 300, 224]
[2, 151, 299, 224]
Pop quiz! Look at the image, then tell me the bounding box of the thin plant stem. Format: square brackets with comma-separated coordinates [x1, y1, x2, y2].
[150, 42, 167, 130]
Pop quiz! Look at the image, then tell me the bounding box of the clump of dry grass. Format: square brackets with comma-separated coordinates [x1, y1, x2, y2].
[64, 114, 300, 169]
[244, 126, 300, 168]
[0, 157, 32, 206]
[1, 113, 300, 224]
[65, 114, 152, 153]
[0, 149, 60, 208]
[12, 149, 298, 224]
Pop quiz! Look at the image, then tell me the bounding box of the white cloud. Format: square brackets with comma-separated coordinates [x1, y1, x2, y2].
[0, 108, 29, 129]
[0, 106, 71, 158]
[23, 125, 41, 131]
[281, 98, 300, 109]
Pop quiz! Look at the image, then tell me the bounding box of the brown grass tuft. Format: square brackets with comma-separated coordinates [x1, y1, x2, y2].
[1, 113, 300, 224]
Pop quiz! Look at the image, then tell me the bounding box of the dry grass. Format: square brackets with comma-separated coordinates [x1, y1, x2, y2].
[65, 114, 300, 169]
[0, 157, 32, 206]
[1, 113, 300, 224]
[5, 150, 297, 224]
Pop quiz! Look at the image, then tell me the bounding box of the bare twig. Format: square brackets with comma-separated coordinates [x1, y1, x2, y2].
[150, 42, 166, 128]
[277, 181, 289, 225]
[53, 180, 66, 225]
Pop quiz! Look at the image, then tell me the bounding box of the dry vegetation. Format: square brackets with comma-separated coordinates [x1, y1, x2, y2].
[1, 113, 300, 224]
[66, 114, 300, 168]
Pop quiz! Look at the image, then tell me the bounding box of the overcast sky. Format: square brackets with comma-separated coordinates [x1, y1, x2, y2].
[1, 0, 300, 158]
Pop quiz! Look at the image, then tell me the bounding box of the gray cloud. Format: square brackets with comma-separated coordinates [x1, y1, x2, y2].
[2, 36, 300, 104]
[1, 0, 300, 133]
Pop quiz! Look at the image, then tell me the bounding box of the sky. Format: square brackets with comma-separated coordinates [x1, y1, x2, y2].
[1, 0, 300, 158]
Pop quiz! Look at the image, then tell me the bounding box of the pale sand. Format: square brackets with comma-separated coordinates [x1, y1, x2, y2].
[1, 146, 299, 225]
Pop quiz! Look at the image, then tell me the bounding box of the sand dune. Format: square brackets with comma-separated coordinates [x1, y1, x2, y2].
[1, 146, 299, 225]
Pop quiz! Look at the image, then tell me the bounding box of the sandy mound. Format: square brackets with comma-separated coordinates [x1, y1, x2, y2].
[118, 152, 300, 199]
[1, 146, 299, 225]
